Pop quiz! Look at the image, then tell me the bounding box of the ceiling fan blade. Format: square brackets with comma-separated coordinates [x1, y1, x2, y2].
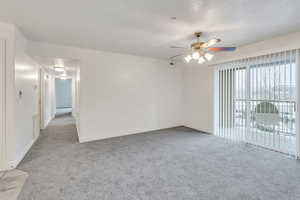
[201, 38, 221, 48]
[169, 54, 185, 60]
[170, 46, 189, 49]
[207, 47, 236, 52]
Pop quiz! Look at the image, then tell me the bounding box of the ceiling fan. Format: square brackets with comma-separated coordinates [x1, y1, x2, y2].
[169, 32, 236, 64]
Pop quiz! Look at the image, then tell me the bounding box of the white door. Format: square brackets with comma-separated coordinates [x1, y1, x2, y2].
[0, 39, 6, 170]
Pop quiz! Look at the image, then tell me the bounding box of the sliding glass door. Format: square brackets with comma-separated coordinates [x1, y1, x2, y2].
[215, 50, 298, 155]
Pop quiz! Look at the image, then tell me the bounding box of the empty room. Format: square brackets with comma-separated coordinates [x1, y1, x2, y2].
[1, 0, 300, 199]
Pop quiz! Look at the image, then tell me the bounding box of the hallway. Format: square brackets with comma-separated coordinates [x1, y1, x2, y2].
[18, 113, 78, 199]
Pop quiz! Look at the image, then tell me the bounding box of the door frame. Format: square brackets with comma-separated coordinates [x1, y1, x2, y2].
[296, 50, 300, 158]
[39, 67, 45, 129]
[0, 39, 7, 170]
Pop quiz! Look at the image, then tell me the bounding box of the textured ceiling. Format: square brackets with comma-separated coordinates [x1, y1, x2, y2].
[1, 0, 300, 59]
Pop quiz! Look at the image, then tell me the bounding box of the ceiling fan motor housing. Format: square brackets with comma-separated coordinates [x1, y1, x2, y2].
[194, 32, 202, 38]
[191, 32, 203, 50]
[191, 42, 205, 50]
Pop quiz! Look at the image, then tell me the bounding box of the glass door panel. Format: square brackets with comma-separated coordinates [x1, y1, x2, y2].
[216, 50, 297, 155]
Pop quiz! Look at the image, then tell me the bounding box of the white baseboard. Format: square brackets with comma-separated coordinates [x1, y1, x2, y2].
[8, 136, 38, 169]
[42, 115, 54, 130]
[182, 124, 213, 134]
[79, 125, 183, 143]
[182, 125, 212, 134]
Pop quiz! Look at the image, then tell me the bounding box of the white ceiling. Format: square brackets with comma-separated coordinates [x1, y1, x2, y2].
[1, 0, 300, 59]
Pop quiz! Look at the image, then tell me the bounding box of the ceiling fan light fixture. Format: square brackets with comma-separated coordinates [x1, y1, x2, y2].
[204, 53, 214, 61]
[184, 55, 192, 63]
[198, 56, 205, 64]
[168, 32, 236, 65]
[206, 38, 220, 47]
[192, 51, 200, 60]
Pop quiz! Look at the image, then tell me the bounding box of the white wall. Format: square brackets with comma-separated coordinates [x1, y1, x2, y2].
[41, 68, 56, 129]
[183, 31, 300, 133]
[183, 65, 214, 133]
[29, 42, 183, 142]
[74, 66, 80, 134]
[0, 38, 5, 170]
[71, 78, 75, 114]
[0, 23, 41, 170]
[72, 68, 80, 118]
[14, 28, 40, 166]
[0, 22, 16, 170]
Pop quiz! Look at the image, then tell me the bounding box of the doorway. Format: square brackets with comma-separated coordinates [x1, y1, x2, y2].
[55, 78, 72, 116]
[36, 57, 80, 131]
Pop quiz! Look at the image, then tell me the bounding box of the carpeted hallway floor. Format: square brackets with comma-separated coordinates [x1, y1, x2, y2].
[18, 114, 300, 200]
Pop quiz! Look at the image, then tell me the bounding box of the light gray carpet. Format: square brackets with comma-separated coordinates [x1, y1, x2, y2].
[0, 169, 28, 200]
[18, 114, 300, 200]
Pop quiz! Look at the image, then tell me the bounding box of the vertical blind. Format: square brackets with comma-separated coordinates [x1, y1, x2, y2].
[215, 49, 298, 155]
